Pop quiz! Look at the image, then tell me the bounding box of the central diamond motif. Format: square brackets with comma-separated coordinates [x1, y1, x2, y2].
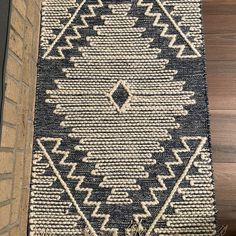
[45, 2, 196, 232]
[108, 80, 132, 113]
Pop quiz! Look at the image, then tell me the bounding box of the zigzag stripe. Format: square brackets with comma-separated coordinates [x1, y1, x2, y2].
[49, 138, 117, 235]
[37, 138, 97, 235]
[41, 0, 78, 51]
[133, 139, 183, 224]
[76, 177, 118, 235]
[44, 0, 103, 59]
[164, 0, 203, 48]
[133, 137, 204, 228]
[137, 0, 200, 58]
[56, 0, 104, 59]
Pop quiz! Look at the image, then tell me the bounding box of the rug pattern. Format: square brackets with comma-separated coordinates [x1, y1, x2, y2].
[28, 0, 216, 235]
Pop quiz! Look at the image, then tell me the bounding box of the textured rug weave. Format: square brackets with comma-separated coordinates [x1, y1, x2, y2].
[28, 0, 217, 235]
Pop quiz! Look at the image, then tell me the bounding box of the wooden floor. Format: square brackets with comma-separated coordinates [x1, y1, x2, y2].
[203, 0, 236, 235]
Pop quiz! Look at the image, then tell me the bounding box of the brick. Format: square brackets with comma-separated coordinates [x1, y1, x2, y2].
[9, 29, 24, 59]
[0, 152, 15, 174]
[24, 123, 33, 178]
[20, 84, 30, 113]
[26, 0, 38, 25]
[11, 7, 25, 38]
[22, 56, 33, 85]
[0, 179, 12, 202]
[0, 2, 41, 234]
[1, 232, 10, 236]
[15, 115, 27, 150]
[10, 152, 24, 223]
[8, 130, 32, 236]
[23, 24, 33, 56]
[13, 126, 33, 235]
[5, 78, 20, 103]
[0, 204, 11, 229]
[20, 150, 32, 235]
[28, 88, 36, 120]
[6, 55, 22, 81]
[12, 0, 27, 18]
[1, 125, 17, 148]
[34, 0, 42, 8]
[16, 85, 30, 149]
[29, 60, 37, 88]
[2, 100, 18, 125]
[10, 195, 21, 224]
[9, 226, 19, 236]
[32, 12, 41, 61]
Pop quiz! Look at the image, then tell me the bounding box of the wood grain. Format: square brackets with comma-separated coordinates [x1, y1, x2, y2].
[203, 15, 236, 34]
[203, 0, 236, 234]
[214, 163, 236, 200]
[210, 111, 236, 163]
[207, 61, 236, 110]
[214, 164, 236, 234]
[206, 45, 236, 61]
[203, 0, 236, 15]
[205, 34, 236, 61]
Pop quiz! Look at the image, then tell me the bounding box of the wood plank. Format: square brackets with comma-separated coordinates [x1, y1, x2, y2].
[203, 15, 236, 34]
[203, 0, 236, 15]
[205, 34, 236, 46]
[214, 164, 236, 235]
[205, 34, 236, 61]
[206, 61, 236, 110]
[217, 206, 236, 236]
[202, 1, 236, 235]
[214, 163, 236, 200]
[207, 61, 236, 74]
[206, 45, 236, 61]
[204, 0, 236, 3]
[210, 110, 236, 163]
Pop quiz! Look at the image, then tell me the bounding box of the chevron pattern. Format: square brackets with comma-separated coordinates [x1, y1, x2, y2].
[154, 147, 216, 235]
[133, 137, 209, 227]
[43, 0, 103, 59]
[29, 148, 85, 235]
[38, 138, 117, 234]
[163, 0, 203, 49]
[41, 0, 78, 51]
[137, 0, 201, 58]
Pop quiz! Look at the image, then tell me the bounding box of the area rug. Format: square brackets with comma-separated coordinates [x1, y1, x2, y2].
[28, 0, 217, 235]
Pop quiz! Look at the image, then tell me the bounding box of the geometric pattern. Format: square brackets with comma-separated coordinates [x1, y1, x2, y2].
[29, 148, 85, 235]
[45, 3, 195, 206]
[28, 0, 217, 235]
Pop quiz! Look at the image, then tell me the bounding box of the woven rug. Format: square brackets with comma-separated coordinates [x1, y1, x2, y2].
[28, 0, 217, 235]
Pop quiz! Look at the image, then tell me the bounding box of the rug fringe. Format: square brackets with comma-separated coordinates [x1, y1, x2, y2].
[217, 225, 228, 236]
[32, 229, 55, 236]
[33, 224, 227, 236]
[126, 220, 146, 236]
[83, 226, 94, 236]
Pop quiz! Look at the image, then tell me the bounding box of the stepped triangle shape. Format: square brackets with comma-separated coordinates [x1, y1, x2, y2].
[29, 140, 86, 235]
[41, 0, 78, 51]
[43, 0, 104, 59]
[136, 0, 201, 58]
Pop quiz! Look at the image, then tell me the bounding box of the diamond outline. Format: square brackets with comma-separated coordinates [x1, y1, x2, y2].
[107, 80, 133, 113]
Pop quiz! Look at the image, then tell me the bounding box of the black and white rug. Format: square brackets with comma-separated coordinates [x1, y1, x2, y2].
[28, 0, 217, 235]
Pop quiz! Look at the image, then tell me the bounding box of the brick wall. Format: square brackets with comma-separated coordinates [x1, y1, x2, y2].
[0, 0, 41, 235]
